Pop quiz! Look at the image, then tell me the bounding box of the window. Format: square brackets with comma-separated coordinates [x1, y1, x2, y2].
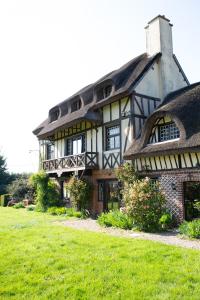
[65, 135, 85, 156]
[106, 125, 120, 150]
[49, 109, 59, 122]
[71, 99, 82, 112]
[104, 85, 112, 98]
[158, 122, 180, 142]
[98, 181, 104, 202]
[96, 85, 112, 101]
[46, 143, 55, 160]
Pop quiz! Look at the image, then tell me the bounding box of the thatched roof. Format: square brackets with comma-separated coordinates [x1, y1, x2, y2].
[124, 82, 200, 159]
[33, 52, 160, 139]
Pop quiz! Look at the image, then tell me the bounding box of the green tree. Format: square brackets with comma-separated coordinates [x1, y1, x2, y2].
[7, 173, 35, 201]
[30, 171, 61, 211]
[0, 153, 12, 194]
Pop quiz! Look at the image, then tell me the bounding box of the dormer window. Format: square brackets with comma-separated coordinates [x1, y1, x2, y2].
[149, 116, 180, 144]
[49, 108, 60, 123]
[96, 84, 112, 101]
[71, 99, 82, 112]
[104, 85, 112, 98]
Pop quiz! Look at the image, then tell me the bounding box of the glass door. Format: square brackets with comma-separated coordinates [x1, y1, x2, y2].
[102, 180, 120, 211]
[184, 182, 200, 221]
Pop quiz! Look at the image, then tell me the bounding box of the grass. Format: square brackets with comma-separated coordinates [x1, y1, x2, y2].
[0, 208, 200, 300]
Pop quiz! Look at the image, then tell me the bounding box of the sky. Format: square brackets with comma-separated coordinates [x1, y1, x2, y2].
[0, 0, 200, 173]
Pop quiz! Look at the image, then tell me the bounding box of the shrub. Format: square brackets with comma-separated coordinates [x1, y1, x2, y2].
[179, 220, 200, 239]
[123, 177, 166, 232]
[194, 200, 200, 212]
[159, 213, 173, 230]
[30, 172, 61, 211]
[65, 208, 75, 217]
[26, 205, 36, 211]
[65, 177, 91, 210]
[80, 209, 90, 219]
[0, 194, 12, 207]
[98, 210, 133, 230]
[47, 206, 89, 218]
[115, 162, 138, 185]
[13, 202, 25, 209]
[47, 207, 67, 215]
[73, 211, 82, 218]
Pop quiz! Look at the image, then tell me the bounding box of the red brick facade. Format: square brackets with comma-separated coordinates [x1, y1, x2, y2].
[147, 169, 200, 222]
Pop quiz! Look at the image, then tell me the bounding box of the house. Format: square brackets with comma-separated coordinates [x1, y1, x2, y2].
[33, 15, 195, 221]
[124, 82, 200, 221]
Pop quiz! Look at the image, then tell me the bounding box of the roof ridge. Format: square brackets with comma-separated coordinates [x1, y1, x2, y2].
[162, 82, 200, 105]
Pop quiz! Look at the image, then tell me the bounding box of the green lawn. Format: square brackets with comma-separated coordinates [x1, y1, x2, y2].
[0, 208, 200, 300]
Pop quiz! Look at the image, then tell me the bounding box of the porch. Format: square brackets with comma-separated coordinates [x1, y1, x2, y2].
[42, 152, 98, 173]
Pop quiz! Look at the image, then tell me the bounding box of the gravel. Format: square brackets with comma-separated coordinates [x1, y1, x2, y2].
[63, 218, 200, 250]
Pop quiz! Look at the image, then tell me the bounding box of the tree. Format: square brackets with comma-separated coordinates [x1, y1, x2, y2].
[7, 173, 35, 201]
[0, 153, 12, 194]
[29, 171, 61, 211]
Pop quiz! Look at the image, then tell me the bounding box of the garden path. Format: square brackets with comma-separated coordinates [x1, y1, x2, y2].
[63, 219, 200, 250]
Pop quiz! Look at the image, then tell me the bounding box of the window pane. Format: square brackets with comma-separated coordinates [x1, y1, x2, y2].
[66, 139, 72, 156]
[81, 135, 85, 153]
[114, 136, 120, 148]
[159, 122, 179, 142]
[46, 143, 55, 160]
[98, 182, 104, 202]
[106, 125, 120, 150]
[107, 126, 120, 136]
[107, 137, 115, 150]
[73, 139, 78, 155]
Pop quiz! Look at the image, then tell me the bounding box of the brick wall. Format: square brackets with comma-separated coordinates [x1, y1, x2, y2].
[158, 170, 200, 222]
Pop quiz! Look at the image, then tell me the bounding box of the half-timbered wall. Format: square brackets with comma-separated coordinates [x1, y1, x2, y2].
[135, 152, 200, 172]
[40, 94, 161, 171]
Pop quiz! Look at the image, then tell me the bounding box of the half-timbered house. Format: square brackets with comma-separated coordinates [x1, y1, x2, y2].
[124, 82, 200, 221]
[33, 15, 192, 218]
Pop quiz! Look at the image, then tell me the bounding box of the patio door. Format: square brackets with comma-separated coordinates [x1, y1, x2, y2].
[98, 180, 120, 211]
[184, 182, 200, 221]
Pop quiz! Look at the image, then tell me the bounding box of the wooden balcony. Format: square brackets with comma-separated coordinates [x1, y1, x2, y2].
[42, 152, 98, 174]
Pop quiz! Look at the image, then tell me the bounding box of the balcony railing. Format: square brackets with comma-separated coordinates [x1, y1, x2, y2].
[42, 152, 98, 173]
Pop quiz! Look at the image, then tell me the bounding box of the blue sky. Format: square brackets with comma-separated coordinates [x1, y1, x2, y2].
[0, 0, 200, 173]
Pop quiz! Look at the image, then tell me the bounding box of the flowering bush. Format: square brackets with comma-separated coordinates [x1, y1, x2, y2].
[115, 162, 138, 185]
[65, 177, 91, 210]
[123, 177, 166, 232]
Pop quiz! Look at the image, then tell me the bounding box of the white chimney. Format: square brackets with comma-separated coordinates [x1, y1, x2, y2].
[145, 15, 179, 99]
[145, 15, 173, 57]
